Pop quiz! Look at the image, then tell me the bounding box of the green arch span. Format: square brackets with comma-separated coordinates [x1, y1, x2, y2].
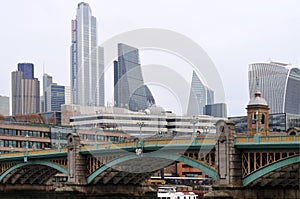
[243, 155, 300, 186]
[0, 160, 68, 182]
[87, 153, 216, 184]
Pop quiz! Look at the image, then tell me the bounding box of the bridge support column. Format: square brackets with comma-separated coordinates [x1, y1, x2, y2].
[205, 120, 242, 199]
[67, 132, 87, 185]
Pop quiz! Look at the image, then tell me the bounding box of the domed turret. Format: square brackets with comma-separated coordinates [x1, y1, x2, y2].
[248, 91, 268, 106]
[246, 91, 269, 136]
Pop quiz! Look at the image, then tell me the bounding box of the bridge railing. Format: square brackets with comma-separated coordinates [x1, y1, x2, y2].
[234, 135, 300, 144]
[80, 137, 216, 151]
[0, 148, 67, 158]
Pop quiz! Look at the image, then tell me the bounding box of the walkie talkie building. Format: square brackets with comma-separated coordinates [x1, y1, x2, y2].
[249, 61, 300, 114]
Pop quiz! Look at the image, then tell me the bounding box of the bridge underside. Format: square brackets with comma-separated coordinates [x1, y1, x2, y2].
[1, 164, 60, 185]
[246, 162, 300, 187]
[89, 157, 174, 184]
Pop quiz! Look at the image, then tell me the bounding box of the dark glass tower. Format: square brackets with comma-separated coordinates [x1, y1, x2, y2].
[18, 63, 34, 79]
[114, 43, 155, 111]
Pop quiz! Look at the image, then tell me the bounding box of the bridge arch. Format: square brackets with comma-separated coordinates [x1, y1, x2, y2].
[0, 160, 68, 183]
[243, 155, 300, 186]
[87, 152, 216, 184]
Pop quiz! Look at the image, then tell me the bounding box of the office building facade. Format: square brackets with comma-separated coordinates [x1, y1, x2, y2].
[70, 2, 104, 106]
[46, 84, 65, 112]
[114, 43, 155, 111]
[11, 63, 40, 115]
[249, 61, 300, 114]
[42, 73, 53, 112]
[204, 103, 227, 118]
[17, 63, 34, 80]
[0, 96, 9, 116]
[61, 104, 222, 138]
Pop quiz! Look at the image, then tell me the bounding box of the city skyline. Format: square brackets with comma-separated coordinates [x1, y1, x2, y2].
[0, 0, 299, 116]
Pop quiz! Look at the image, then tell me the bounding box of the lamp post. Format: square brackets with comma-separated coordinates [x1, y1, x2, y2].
[57, 131, 62, 152]
[136, 121, 144, 156]
[253, 111, 261, 142]
[24, 134, 29, 162]
[190, 116, 198, 138]
[94, 124, 98, 148]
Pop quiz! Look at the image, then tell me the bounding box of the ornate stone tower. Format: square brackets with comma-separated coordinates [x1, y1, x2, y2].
[246, 91, 269, 136]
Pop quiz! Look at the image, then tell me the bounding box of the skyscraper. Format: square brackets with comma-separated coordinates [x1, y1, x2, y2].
[114, 43, 155, 111]
[187, 71, 215, 116]
[11, 63, 40, 115]
[42, 73, 53, 112]
[70, 2, 104, 106]
[18, 63, 34, 79]
[46, 84, 65, 112]
[249, 61, 300, 114]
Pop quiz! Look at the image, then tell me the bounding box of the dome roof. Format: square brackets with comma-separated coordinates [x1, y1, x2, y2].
[248, 91, 268, 106]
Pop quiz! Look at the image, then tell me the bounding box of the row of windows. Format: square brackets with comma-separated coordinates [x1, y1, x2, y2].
[0, 140, 51, 149]
[79, 135, 125, 143]
[0, 129, 16, 136]
[0, 129, 51, 138]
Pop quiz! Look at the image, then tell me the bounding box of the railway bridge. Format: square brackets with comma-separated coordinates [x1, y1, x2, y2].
[0, 121, 299, 198]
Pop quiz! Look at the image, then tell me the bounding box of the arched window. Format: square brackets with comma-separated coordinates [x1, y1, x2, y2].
[261, 114, 265, 124]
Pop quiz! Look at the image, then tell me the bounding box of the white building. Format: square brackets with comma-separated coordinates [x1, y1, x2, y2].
[62, 104, 223, 138]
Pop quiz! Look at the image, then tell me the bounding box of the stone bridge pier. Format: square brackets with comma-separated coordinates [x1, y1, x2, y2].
[62, 132, 150, 195]
[67, 132, 87, 185]
[205, 120, 299, 199]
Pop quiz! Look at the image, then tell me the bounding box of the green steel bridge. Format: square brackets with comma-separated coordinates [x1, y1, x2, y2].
[0, 133, 299, 188]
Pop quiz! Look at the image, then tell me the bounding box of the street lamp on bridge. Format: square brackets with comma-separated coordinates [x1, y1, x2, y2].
[57, 131, 62, 152]
[136, 121, 144, 157]
[24, 134, 29, 162]
[190, 116, 198, 138]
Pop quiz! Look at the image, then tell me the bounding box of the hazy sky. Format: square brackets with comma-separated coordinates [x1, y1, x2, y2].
[0, 0, 299, 116]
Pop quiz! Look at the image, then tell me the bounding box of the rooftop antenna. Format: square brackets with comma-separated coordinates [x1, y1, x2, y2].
[43, 61, 45, 75]
[254, 77, 262, 98]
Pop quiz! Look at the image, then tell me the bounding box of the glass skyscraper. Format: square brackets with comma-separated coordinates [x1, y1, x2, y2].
[17, 63, 34, 80]
[46, 85, 65, 112]
[249, 61, 300, 114]
[114, 43, 155, 111]
[187, 71, 215, 116]
[70, 2, 104, 106]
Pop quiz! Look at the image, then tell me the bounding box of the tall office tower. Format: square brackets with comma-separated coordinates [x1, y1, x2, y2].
[0, 96, 9, 116]
[11, 63, 40, 115]
[114, 43, 155, 111]
[46, 84, 65, 112]
[249, 61, 300, 114]
[18, 63, 34, 79]
[98, 46, 105, 106]
[70, 2, 104, 106]
[43, 73, 53, 112]
[187, 71, 215, 116]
